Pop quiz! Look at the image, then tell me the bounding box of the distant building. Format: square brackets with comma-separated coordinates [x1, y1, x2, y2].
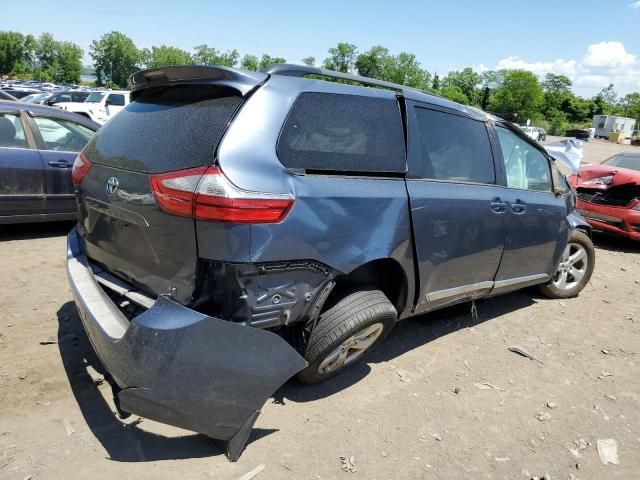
[592, 115, 636, 138]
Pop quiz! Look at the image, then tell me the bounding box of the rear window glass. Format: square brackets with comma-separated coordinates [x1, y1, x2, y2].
[84, 85, 242, 173]
[277, 92, 406, 174]
[410, 107, 495, 183]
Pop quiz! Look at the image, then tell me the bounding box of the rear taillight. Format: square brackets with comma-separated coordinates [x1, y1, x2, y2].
[149, 166, 294, 223]
[72, 152, 92, 185]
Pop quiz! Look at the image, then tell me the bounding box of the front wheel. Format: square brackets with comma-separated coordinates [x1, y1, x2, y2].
[297, 288, 396, 384]
[538, 230, 595, 299]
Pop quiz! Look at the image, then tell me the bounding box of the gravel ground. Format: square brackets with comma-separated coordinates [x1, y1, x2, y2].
[0, 139, 639, 480]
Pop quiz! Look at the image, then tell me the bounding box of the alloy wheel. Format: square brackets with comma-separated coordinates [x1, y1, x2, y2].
[317, 322, 384, 375]
[552, 242, 588, 290]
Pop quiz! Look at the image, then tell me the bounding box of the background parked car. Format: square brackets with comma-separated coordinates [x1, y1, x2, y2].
[517, 125, 541, 141]
[45, 90, 91, 106]
[569, 152, 640, 240]
[536, 127, 547, 141]
[0, 100, 99, 224]
[58, 90, 130, 124]
[0, 89, 38, 99]
[19, 92, 54, 104]
[566, 128, 591, 140]
[0, 90, 18, 101]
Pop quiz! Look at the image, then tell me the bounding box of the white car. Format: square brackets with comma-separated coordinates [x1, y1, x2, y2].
[58, 90, 130, 125]
[518, 125, 540, 141]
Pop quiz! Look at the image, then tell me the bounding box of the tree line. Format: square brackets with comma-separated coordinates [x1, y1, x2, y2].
[1, 31, 639, 134]
[0, 31, 83, 84]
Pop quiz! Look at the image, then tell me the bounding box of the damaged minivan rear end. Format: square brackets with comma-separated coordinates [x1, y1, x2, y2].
[67, 67, 311, 460]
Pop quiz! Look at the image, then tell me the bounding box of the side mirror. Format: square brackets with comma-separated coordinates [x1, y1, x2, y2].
[104, 98, 112, 106]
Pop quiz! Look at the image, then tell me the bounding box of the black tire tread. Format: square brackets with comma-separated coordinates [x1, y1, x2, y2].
[297, 288, 397, 384]
[305, 290, 395, 362]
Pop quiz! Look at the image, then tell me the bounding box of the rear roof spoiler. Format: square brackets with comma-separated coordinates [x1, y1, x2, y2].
[129, 66, 268, 96]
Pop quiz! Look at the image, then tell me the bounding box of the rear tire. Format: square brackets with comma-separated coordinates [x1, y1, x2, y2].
[538, 230, 595, 299]
[297, 288, 396, 384]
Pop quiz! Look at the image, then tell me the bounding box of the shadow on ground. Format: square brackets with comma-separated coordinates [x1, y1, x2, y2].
[58, 287, 540, 461]
[276, 290, 538, 403]
[0, 221, 74, 241]
[591, 232, 639, 254]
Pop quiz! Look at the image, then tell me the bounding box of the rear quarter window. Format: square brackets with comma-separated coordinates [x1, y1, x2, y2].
[277, 92, 406, 174]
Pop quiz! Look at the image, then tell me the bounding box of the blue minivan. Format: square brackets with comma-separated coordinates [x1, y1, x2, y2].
[66, 64, 594, 460]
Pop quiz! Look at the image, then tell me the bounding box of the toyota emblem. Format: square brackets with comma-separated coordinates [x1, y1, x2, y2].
[106, 177, 119, 196]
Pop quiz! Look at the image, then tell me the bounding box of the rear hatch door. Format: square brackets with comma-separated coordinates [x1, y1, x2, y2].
[76, 67, 266, 304]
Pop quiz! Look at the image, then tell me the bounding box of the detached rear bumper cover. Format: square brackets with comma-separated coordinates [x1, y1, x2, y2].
[66, 228, 307, 460]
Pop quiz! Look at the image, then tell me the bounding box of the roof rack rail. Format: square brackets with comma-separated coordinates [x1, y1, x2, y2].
[261, 63, 420, 94]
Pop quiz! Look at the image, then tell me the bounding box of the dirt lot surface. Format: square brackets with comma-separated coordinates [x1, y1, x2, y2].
[1, 139, 639, 480]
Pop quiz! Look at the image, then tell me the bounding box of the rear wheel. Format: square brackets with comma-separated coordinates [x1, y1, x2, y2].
[297, 288, 396, 384]
[538, 230, 595, 299]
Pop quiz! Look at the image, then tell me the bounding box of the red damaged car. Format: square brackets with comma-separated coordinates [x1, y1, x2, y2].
[569, 152, 640, 241]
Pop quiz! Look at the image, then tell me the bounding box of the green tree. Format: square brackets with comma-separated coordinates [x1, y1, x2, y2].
[258, 54, 286, 71]
[542, 73, 572, 97]
[355, 47, 429, 89]
[440, 85, 470, 105]
[54, 41, 83, 83]
[442, 68, 481, 105]
[323, 42, 357, 73]
[90, 31, 140, 88]
[240, 54, 259, 71]
[561, 96, 592, 124]
[387, 52, 430, 89]
[142, 45, 192, 68]
[35, 33, 59, 71]
[192, 44, 239, 67]
[489, 70, 544, 122]
[620, 92, 640, 121]
[0, 31, 25, 75]
[598, 84, 617, 106]
[301, 56, 315, 67]
[542, 73, 573, 115]
[431, 73, 440, 91]
[23, 34, 37, 71]
[355, 45, 389, 79]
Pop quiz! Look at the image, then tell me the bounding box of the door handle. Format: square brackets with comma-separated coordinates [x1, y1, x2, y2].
[511, 199, 527, 214]
[490, 198, 507, 214]
[48, 159, 71, 168]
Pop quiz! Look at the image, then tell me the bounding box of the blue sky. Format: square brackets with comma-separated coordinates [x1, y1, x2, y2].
[2, 0, 640, 96]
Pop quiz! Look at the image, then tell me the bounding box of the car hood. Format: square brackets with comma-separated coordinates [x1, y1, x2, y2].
[575, 164, 640, 190]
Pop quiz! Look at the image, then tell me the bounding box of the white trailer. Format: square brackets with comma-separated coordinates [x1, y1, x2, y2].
[592, 115, 636, 138]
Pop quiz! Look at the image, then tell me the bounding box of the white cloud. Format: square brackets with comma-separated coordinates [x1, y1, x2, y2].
[493, 41, 640, 96]
[630, 1, 640, 8]
[583, 41, 636, 67]
[496, 56, 577, 77]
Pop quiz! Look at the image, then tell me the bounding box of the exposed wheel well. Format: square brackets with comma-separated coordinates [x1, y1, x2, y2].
[574, 225, 592, 239]
[328, 258, 408, 315]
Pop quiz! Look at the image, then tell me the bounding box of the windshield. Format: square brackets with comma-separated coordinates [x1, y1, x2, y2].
[603, 155, 640, 171]
[85, 92, 105, 103]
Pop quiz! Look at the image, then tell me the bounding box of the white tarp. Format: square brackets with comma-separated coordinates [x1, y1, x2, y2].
[543, 139, 584, 174]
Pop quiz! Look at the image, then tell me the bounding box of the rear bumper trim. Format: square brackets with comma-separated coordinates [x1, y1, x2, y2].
[66, 227, 307, 460]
